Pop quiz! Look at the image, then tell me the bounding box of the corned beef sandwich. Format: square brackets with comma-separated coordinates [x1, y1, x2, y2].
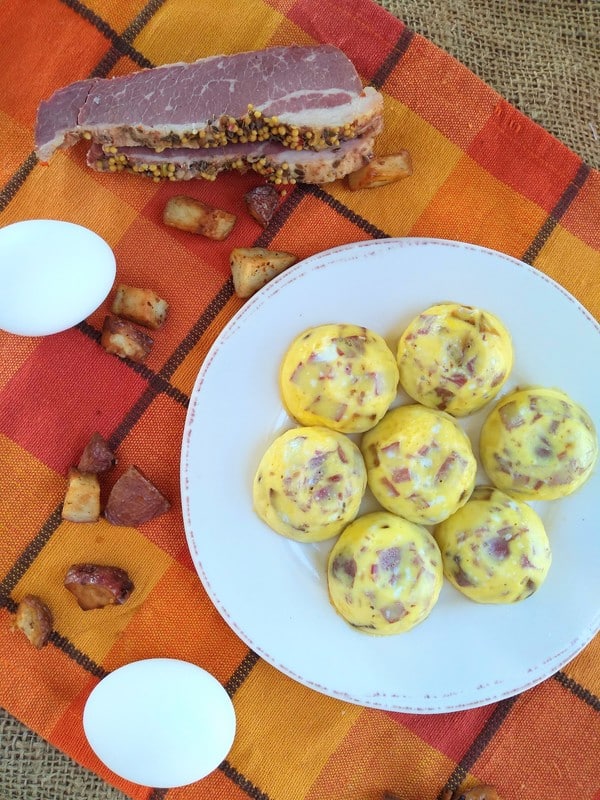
[36, 45, 384, 185]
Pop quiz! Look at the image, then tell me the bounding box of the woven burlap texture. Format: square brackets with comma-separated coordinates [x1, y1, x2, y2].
[0, 716, 127, 800]
[0, 2, 598, 800]
[383, 0, 599, 168]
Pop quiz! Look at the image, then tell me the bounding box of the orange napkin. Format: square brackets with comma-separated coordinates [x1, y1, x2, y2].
[0, 1, 598, 799]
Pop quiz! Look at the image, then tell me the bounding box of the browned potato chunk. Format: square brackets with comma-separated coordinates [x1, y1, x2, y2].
[111, 284, 169, 330]
[244, 185, 279, 227]
[347, 151, 413, 190]
[101, 315, 153, 363]
[104, 465, 170, 526]
[61, 468, 100, 523]
[230, 247, 298, 299]
[14, 595, 53, 648]
[77, 432, 116, 474]
[64, 564, 134, 610]
[163, 195, 236, 240]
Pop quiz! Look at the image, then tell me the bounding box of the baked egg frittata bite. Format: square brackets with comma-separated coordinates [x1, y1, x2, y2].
[480, 387, 598, 500]
[434, 486, 552, 603]
[279, 323, 399, 434]
[397, 303, 513, 416]
[361, 404, 477, 525]
[327, 511, 443, 634]
[253, 426, 367, 542]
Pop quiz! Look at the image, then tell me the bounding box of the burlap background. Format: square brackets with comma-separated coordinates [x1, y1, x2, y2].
[384, 0, 599, 169]
[0, 1, 597, 799]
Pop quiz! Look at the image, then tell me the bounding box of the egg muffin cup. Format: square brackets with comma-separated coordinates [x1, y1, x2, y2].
[397, 303, 513, 417]
[280, 323, 399, 434]
[253, 426, 367, 542]
[480, 387, 598, 500]
[361, 404, 477, 525]
[328, 511, 443, 634]
[434, 485, 552, 603]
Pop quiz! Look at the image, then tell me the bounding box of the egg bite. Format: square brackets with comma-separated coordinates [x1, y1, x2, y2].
[480, 387, 598, 500]
[279, 323, 399, 434]
[361, 405, 477, 525]
[253, 426, 367, 542]
[434, 486, 552, 603]
[327, 511, 443, 634]
[396, 303, 513, 416]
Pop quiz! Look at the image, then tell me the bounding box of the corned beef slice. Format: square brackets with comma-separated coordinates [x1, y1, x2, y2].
[87, 128, 380, 185]
[36, 46, 384, 162]
[36, 79, 95, 162]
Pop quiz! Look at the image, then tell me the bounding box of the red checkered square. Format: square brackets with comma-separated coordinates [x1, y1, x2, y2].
[387, 703, 497, 762]
[288, 0, 406, 81]
[468, 100, 583, 213]
[0, 328, 149, 473]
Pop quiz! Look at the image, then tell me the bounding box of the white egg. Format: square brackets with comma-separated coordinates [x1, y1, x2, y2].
[83, 659, 236, 788]
[0, 219, 115, 336]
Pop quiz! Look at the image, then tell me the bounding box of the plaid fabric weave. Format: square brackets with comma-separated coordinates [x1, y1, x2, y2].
[0, 1, 598, 798]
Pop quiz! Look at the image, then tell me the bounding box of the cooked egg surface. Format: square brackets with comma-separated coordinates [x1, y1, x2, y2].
[397, 303, 513, 416]
[279, 323, 399, 434]
[253, 426, 367, 542]
[327, 511, 443, 634]
[434, 486, 552, 603]
[480, 387, 598, 500]
[361, 405, 477, 524]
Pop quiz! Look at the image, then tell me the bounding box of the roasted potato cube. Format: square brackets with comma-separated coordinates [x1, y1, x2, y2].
[77, 432, 116, 474]
[163, 195, 236, 240]
[61, 468, 100, 523]
[101, 315, 153, 363]
[64, 564, 134, 610]
[244, 185, 279, 227]
[347, 151, 413, 190]
[230, 247, 298, 299]
[13, 595, 53, 648]
[111, 284, 169, 330]
[104, 465, 170, 526]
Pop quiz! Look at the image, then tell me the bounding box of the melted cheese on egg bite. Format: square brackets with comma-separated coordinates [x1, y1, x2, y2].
[279, 323, 399, 434]
[327, 511, 443, 634]
[361, 404, 477, 525]
[397, 303, 513, 416]
[480, 387, 598, 500]
[434, 485, 552, 603]
[253, 426, 367, 542]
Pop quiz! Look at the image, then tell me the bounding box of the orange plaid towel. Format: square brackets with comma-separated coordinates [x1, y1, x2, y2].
[0, 1, 598, 799]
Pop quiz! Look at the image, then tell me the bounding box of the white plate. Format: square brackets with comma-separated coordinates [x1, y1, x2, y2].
[181, 238, 600, 713]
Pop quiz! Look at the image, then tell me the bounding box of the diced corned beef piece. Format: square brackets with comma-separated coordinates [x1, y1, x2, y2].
[36, 46, 384, 161]
[86, 129, 379, 185]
